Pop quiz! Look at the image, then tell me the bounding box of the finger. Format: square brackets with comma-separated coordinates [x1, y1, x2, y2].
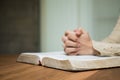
[69, 51, 81, 55]
[65, 40, 78, 48]
[65, 30, 78, 41]
[67, 32, 78, 42]
[64, 47, 78, 55]
[65, 30, 71, 36]
[74, 27, 83, 37]
[62, 36, 68, 43]
[79, 28, 88, 34]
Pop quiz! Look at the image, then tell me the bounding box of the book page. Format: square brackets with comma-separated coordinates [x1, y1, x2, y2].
[18, 51, 119, 65]
[43, 55, 119, 61]
[22, 51, 65, 55]
[21, 51, 66, 61]
[42, 55, 120, 70]
[22, 51, 119, 61]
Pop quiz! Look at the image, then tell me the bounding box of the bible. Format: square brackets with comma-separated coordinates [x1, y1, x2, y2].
[17, 51, 120, 71]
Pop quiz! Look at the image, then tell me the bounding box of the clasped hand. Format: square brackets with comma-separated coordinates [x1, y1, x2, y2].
[62, 28, 96, 55]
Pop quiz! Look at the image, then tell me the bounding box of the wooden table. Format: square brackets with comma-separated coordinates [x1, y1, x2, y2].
[0, 54, 120, 80]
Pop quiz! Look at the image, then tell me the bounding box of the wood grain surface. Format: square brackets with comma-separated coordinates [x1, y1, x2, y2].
[0, 54, 120, 80]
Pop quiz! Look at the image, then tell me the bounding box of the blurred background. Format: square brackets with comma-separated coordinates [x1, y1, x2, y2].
[0, 0, 120, 54]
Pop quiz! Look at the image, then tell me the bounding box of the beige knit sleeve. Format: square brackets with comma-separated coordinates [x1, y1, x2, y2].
[92, 40, 120, 56]
[91, 16, 120, 56]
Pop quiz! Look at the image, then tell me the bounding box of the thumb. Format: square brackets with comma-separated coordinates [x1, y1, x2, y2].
[74, 28, 83, 37]
[79, 28, 88, 34]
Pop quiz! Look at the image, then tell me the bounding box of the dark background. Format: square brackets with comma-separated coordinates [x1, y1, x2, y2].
[0, 0, 40, 54]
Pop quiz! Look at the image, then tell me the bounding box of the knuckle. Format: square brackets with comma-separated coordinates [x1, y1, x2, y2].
[67, 34, 71, 38]
[65, 40, 69, 44]
[62, 36, 68, 43]
[65, 30, 70, 36]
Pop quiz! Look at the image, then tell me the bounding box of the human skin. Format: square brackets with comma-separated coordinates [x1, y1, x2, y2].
[62, 28, 100, 55]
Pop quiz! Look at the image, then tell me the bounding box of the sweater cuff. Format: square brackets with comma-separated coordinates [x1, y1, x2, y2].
[92, 41, 120, 56]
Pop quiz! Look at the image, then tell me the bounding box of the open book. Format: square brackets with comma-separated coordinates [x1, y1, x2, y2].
[17, 51, 120, 71]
